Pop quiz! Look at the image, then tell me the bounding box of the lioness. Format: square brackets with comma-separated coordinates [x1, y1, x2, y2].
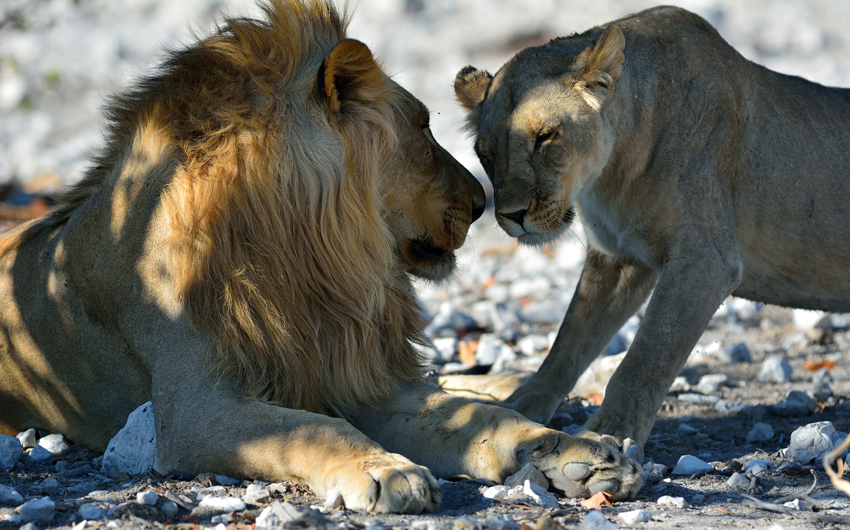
[0, 0, 642, 513]
[454, 6, 850, 462]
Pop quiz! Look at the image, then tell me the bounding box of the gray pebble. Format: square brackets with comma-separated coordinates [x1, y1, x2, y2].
[0, 434, 22, 471]
[19, 496, 55, 523]
[30, 444, 56, 462]
[727, 472, 752, 490]
[757, 356, 792, 383]
[677, 423, 700, 436]
[0, 484, 23, 505]
[746, 422, 775, 444]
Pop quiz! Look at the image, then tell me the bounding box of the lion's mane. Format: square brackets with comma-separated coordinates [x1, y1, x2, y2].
[44, 0, 424, 415]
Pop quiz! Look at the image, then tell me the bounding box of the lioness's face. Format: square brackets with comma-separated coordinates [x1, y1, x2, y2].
[454, 26, 625, 246]
[382, 89, 486, 280]
[474, 78, 612, 246]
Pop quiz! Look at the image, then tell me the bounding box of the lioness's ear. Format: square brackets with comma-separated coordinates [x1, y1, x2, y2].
[454, 65, 493, 111]
[317, 39, 388, 115]
[575, 25, 625, 110]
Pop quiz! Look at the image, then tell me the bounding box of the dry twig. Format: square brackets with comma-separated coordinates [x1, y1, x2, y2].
[823, 432, 850, 497]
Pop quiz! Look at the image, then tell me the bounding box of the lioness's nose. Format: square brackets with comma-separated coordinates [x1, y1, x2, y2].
[472, 202, 485, 222]
[499, 208, 526, 228]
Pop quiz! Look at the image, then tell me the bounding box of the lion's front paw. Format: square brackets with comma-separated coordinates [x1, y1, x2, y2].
[521, 432, 643, 501]
[327, 454, 441, 513]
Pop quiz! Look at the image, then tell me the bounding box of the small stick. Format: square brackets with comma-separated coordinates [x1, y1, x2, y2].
[823, 432, 850, 497]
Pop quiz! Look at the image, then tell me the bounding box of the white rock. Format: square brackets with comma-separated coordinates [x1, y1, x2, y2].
[483, 515, 519, 530]
[657, 495, 689, 508]
[793, 309, 826, 330]
[715, 399, 746, 413]
[579, 510, 618, 530]
[0, 434, 22, 471]
[137, 491, 159, 506]
[72, 520, 88, 530]
[37, 434, 69, 455]
[522, 480, 559, 508]
[0, 484, 23, 504]
[322, 489, 344, 509]
[243, 483, 271, 505]
[255, 501, 303, 528]
[432, 336, 458, 362]
[697, 373, 728, 393]
[783, 499, 804, 511]
[101, 401, 156, 477]
[516, 334, 549, 356]
[746, 422, 774, 443]
[758, 356, 792, 383]
[617, 510, 651, 524]
[743, 459, 773, 475]
[16, 428, 37, 450]
[426, 302, 477, 333]
[671, 455, 713, 475]
[196, 486, 227, 500]
[504, 463, 548, 489]
[782, 421, 843, 464]
[199, 496, 246, 512]
[19, 496, 55, 523]
[78, 503, 104, 520]
[19, 523, 38, 530]
[573, 352, 626, 397]
[677, 393, 720, 404]
[727, 472, 751, 490]
[1, 513, 21, 524]
[475, 333, 516, 372]
[482, 485, 510, 500]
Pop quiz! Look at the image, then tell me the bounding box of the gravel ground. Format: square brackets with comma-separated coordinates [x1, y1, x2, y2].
[2, 1, 850, 529]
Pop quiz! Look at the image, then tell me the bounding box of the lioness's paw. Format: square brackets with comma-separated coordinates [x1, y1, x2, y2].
[329, 454, 441, 513]
[520, 431, 643, 501]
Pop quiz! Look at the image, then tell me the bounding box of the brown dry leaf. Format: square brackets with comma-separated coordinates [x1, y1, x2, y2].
[580, 491, 613, 510]
[458, 340, 478, 366]
[803, 359, 837, 372]
[714, 508, 731, 514]
[584, 392, 605, 406]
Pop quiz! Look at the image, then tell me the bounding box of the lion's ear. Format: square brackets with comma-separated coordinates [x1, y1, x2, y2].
[575, 25, 625, 110]
[317, 39, 388, 116]
[454, 66, 493, 111]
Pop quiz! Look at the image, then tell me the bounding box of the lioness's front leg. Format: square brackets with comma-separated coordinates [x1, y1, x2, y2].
[583, 233, 742, 455]
[348, 380, 643, 501]
[500, 250, 657, 425]
[150, 337, 440, 514]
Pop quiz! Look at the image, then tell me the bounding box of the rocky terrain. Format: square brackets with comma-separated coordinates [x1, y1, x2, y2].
[2, 0, 850, 529]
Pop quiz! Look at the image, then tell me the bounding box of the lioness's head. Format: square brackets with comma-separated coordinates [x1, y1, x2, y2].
[453, 25, 625, 245]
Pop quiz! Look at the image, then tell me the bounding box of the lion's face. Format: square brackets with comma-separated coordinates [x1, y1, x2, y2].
[382, 89, 486, 281]
[454, 26, 625, 246]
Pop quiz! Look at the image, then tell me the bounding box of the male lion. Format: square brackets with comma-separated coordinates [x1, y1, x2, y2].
[454, 6, 850, 463]
[0, 0, 642, 513]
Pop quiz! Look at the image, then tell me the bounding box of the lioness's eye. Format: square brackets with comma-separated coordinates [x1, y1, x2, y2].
[534, 129, 556, 152]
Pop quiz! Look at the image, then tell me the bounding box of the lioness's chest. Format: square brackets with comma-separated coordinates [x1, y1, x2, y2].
[577, 192, 658, 268]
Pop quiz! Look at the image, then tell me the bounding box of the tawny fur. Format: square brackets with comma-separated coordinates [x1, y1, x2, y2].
[25, 0, 420, 416]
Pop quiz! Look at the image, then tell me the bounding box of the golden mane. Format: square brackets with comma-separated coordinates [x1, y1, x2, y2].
[48, 0, 425, 415]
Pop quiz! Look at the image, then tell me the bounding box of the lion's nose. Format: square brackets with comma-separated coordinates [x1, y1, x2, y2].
[499, 208, 527, 228]
[471, 202, 485, 222]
